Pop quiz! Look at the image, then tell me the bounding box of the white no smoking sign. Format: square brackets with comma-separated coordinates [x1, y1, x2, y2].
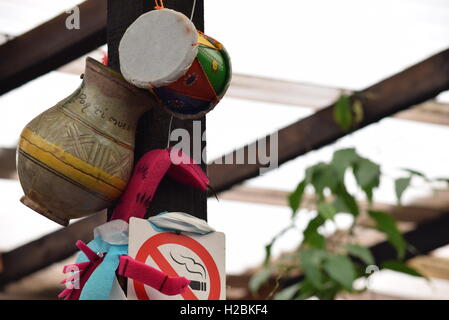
[127, 217, 226, 300]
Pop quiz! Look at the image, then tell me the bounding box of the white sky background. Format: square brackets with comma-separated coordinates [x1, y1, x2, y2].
[0, 0, 449, 298]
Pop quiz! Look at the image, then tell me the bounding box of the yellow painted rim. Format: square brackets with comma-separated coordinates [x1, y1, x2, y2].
[197, 32, 216, 49]
[19, 128, 126, 200]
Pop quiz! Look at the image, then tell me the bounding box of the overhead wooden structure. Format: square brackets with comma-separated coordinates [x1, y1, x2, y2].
[207, 48, 449, 193]
[220, 186, 448, 224]
[279, 212, 449, 290]
[0, 212, 106, 286]
[57, 59, 449, 126]
[1, 46, 449, 286]
[229, 74, 449, 126]
[0, 0, 107, 95]
[0, 0, 449, 294]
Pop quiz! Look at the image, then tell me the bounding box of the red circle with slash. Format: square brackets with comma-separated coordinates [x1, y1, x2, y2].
[134, 232, 221, 300]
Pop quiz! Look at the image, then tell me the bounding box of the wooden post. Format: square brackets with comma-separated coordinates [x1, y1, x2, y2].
[107, 0, 207, 221]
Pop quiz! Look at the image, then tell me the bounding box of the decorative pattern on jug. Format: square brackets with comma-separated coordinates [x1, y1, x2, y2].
[17, 58, 156, 226]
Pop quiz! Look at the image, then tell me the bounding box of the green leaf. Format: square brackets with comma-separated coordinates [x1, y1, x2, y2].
[273, 283, 300, 300]
[345, 244, 374, 265]
[395, 177, 411, 205]
[353, 157, 381, 202]
[296, 279, 317, 300]
[317, 202, 337, 220]
[353, 157, 381, 189]
[314, 279, 341, 300]
[306, 163, 338, 196]
[333, 95, 353, 131]
[249, 268, 272, 294]
[352, 99, 364, 125]
[303, 215, 326, 248]
[323, 254, 356, 291]
[368, 210, 407, 259]
[331, 148, 359, 181]
[334, 184, 360, 217]
[289, 179, 306, 217]
[402, 168, 426, 179]
[299, 249, 328, 289]
[382, 260, 424, 278]
[264, 242, 273, 266]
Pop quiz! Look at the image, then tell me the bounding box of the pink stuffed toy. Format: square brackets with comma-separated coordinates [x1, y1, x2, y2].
[59, 148, 208, 300]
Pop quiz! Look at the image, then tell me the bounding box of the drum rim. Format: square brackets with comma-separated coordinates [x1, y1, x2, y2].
[119, 9, 199, 89]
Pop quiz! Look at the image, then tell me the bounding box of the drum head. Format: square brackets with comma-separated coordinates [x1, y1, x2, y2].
[119, 9, 199, 89]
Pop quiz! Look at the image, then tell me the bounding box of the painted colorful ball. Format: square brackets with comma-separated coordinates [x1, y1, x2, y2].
[119, 8, 232, 119]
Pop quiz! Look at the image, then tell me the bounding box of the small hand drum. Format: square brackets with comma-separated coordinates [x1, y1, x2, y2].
[119, 8, 232, 119]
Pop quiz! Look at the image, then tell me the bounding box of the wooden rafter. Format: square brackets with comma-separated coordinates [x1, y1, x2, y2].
[106, 0, 207, 221]
[208, 48, 449, 194]
[229, 73, 449, 127]
[1, 49, 449, 286]
[277, 212, 449, 293]
[1, 0, 446, 129]
[226, 214, 449, 300]
[219, 186, 448, 224]
[0, 212, 106, 287]
[1, 0, 448, 289]
[0, 148, 16, 180]
[57, 59, 449, 126]
[0, 0, 445, 129]
[408, 256, 449, 281]
[0, 0, 107, 95]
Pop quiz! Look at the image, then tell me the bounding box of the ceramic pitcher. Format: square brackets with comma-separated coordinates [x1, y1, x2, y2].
[17, 57, 156, 226]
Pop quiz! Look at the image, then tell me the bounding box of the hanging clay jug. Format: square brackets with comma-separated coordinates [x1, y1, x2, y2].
[17, 57, 156, 226]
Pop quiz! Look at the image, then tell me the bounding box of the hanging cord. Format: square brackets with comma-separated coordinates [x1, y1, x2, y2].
[166, 115, 174, 148]
[165, 0, 198, 149]
[154, 0, 164, 10]
[190, 0, 197, 20]
[154, 0, 196, 19]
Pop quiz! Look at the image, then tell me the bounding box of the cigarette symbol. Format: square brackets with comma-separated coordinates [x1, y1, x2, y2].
[170, 251, 208, 292]
[189, 280, 207, 292]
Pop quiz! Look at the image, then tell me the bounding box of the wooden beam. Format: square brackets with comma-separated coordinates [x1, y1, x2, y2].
[55, 57, 449, 128]
[106, 0, 206, 221]
[229, 74, 449, 126]
[208, 49, 449, 194]
[0, 148, 17, 180]
[228, 73, 341, 110]
[371, 212, 449, 264]
[0, 0, 107, 95]
[395, 101, 449, 126]
[408, 256, 449, 281]
[279, 212, 449, 292]
[2, 17, 448, 286]
[1, 0, 447, 129]
[0, 0, 207, 288]
[57, 60, 449, 126]
[219, 186, 447, 224]
[0, 212, 106, 288]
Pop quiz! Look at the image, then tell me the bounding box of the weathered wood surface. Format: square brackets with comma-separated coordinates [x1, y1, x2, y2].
[219, 186, 448, 224]
[279, 212, 449, 291]
[0, 0, 107, 95]
[107, 0, 206, 221]
[208, 49, 449, 193]
[1, 0, 449, 289]
[0, 212, 106, 288]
